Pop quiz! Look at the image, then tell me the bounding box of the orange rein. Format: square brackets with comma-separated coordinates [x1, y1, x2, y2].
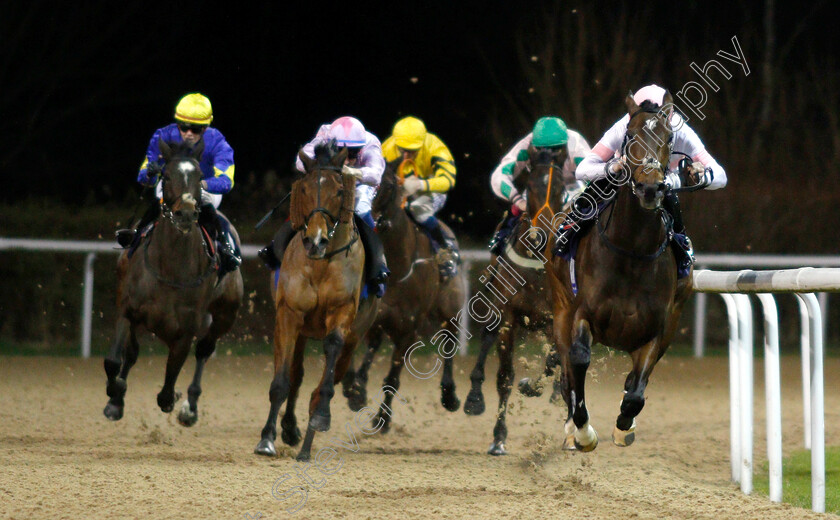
[396, 158, 416, 209]
[530, 164, 555, 227]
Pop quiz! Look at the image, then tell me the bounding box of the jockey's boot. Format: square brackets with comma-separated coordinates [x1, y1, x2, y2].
[116, 198, 160, 248]
[356, 212, 390, 297]
[488, 211, 520, 256]
[553, 177, 614, 258]
[423, 217, 460, 280]
[258, 221, 295, 270]
[663, 191, 694, 275]
[200, 204, 241, 273]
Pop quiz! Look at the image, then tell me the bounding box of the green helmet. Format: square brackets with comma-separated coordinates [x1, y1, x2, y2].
[532, 117, 568, 147]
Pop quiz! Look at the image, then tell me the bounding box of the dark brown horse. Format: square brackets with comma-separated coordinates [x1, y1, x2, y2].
[462, 144, 580, 455]
[340, 158, 466, 431]
[104, 140, 243, 426]
[254, 143, 378, 461]
[545, 92, 693, 450]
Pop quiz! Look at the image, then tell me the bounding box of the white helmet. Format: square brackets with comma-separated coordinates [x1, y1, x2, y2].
[633, 84, 666, 106]
[328, 116, 367, 148]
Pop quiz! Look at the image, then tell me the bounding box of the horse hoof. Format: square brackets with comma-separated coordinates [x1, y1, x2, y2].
[549, 390, 563, 406]
[281, 426, 302, 446]
[308, 413, 331, 432]
[157, 391, 181, 414]
[295, 450, 311, 462]
[103, 403, 124, 421]
[518, 377, 543, 397]
[562, 434, 577, 451]
[441, 392, 460, 412]
[376, 415, 391, 434]
[464, 389, 486, 416]
[347, 387, 367, 412]
[177, 401, 198, 427]
[573, 424, 599, 452]
[612, 423, 636, 447]
[487, 441, 508, 456]
[254, 439, 277, 457]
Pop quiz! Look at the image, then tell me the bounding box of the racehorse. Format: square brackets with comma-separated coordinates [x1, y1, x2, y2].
[340, 158, 466, 432]
[462, 144, 576, 455]
[254, 143, 378, 461]
[545, 91, 693, 450]
[104, 140, 243, 426]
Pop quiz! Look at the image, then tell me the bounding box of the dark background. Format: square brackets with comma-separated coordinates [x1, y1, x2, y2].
[3, 0, 838, 243]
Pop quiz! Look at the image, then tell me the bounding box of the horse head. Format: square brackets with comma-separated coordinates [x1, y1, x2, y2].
[621, 91, 675, 210]
[519, 142, 570, 227]
[293, 141, 349, 259]
[158, 140, 204, 233]
[371, 157, 407, 231]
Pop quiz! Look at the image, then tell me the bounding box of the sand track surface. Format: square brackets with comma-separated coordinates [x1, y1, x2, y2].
[0, 354, 837, 519]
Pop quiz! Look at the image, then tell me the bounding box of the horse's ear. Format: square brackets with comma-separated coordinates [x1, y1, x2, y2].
[625, 90, 639, 115]
[526, 143, 538, 158]
[298, 149, 315, 172]
[159, 140, 173, 162]
[333, 147, 348, 168]
[191, 139, 205, 161]
[660, 90, 675, 120]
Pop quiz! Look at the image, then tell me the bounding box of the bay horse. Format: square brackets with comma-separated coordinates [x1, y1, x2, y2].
[463, 144, 578, 455]
[104, 140, 244, 426]
[545, 91, 693, 450]
[340, 158, 466, 432]
[254, 143, 378, 461]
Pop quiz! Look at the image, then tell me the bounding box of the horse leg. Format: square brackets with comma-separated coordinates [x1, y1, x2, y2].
[346, 329, 383, 412]
[280, 337, 306, 446]
[374, 344, 408, 434]
[156, 336, 191, 414]
[613, 338, 661, 447]
[440, 345, 461, 412]
[518, 345, 559, 398]
[103, 317, 135, 421]
[178, 289, 242, 427]
[489, 321, 516, 455]
[177, 324, 222, 427]
[464, 323, 497, 416]
[568, 318, 598, 452]
[255, 310, 300, 457]
[296, 329, 345, 462]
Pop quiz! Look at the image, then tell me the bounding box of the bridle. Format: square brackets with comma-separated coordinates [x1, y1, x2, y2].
[159, 159, 201, 231]
[299, 165, 357, 258]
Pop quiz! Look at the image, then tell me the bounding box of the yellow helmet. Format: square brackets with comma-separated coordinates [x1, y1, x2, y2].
[392, 116, 426, 150]
[174, 93, 213, 125]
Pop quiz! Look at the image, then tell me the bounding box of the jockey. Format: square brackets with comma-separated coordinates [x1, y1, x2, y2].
[116, 93, 241, 272]
[381, 116, 459, 278]
[258, 116, 390, 294]
[488, 116, 589, 255]
[553, 84, 728, 274]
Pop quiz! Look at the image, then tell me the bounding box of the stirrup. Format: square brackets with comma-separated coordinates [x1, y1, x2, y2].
[218, 243, 241, 271]
[116, 229, 135, 249]
[436, 249, 458, 280]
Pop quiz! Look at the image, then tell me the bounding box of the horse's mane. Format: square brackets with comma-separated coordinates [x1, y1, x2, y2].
[313, 140, 339, 167]
[638, 100, 660, 112]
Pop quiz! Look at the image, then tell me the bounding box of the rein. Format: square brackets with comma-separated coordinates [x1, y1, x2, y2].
[530, 163, 557, 227]
[595, 199, 673, 261]
[142, 224, 218, 288]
